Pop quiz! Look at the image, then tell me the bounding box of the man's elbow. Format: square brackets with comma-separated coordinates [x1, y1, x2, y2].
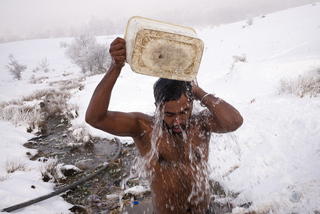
[85, 111, 98, 128]
[231, 114, 243, 131]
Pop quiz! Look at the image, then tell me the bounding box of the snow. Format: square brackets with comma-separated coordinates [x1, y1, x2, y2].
[1, 3, 320, 213]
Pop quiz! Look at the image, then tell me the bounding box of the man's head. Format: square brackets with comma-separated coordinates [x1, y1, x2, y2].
[153, 78, 193, 105]
[153, 78, 193, 134]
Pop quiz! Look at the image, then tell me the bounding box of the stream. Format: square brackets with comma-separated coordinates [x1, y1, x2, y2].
[23, 112, 233, 213]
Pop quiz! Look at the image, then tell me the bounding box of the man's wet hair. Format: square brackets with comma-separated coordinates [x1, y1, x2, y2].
[153, 78, 193, 105]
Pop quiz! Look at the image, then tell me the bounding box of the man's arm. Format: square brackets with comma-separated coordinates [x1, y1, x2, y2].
[85, 38, 147, 138]
[193, 83, 243, 133]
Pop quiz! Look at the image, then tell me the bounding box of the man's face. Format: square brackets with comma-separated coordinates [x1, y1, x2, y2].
[159, 94, 193, 134]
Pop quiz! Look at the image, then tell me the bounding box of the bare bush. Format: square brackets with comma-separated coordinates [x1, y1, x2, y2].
[38, 57, 50, 73]
[5, 158, 28, 174]
[230, 54, 247, 72]
[66, 34, 111, 75]
[4, 54, 27, 80]
[246, 15, 254, 26]
[233, 55, 247, 63]
[92, 44, 110, 74]
[279, 69, 320, 98]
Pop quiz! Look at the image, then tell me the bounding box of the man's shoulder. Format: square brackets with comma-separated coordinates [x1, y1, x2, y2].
[132, 112, 153, 120]
[190, 111, 212, 131]
[190, 110, 210, 121]
[131, 112, 153, 127]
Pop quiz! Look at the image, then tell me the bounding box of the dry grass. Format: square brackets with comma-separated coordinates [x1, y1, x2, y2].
[39, 157, 59, 182]
[0, 175, 10, 182]
[49, 79, 84, 91]
[229, 54, 247, 72]
[29, 75, 49, 84]
[5, 158, 28, 174]
[0, 100, 45, 133]
[279, 69, 320, 98]
[0, 88, 78, 133]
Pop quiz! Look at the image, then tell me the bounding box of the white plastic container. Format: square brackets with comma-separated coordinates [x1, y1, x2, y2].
[124, 16, 204, 81]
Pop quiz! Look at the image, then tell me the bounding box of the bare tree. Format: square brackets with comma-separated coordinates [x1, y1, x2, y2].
[66, 34, 111, 74]
[92, 44, 109, 73]
[4, 54, 27, 80]
[38, 57, 50, 73]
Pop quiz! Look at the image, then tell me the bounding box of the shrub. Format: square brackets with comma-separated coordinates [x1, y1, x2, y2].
[38, 57, 50, 73]
[5, 158, 28, 174]
[4, 54, 27, 80]
[279, 69, 320, 98]
[39, 157, 59, 182]
[233, 55, 247, 63]
[66, 34, 111, 75]
[246, 15, 254, 26]
[230, 54, 247, 72]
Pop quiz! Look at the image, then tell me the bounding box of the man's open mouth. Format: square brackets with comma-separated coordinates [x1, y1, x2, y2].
[172, 125, 185, 134]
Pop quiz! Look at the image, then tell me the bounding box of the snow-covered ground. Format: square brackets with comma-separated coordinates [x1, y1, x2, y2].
[0, 3, 320, 213]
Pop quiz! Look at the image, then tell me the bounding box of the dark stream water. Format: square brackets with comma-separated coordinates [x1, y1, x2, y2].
[23, 114, 142, 213]
[23, 114, 233, 213]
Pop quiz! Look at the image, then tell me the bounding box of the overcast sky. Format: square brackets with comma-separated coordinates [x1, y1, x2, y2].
[0, 0, 319, 36]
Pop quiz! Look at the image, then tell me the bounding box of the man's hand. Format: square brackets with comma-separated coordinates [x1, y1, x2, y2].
[109, 37, 126, 69]
[191, 78, 202, 101]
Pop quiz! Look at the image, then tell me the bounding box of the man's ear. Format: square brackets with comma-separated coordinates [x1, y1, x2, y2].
[154, 102, 158, 108]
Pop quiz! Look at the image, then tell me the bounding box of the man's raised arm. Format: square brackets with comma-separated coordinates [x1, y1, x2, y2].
[193, 83, 243, 133]
[85, 38, 145, 137]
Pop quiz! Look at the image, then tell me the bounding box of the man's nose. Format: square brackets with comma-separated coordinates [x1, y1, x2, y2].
[174, 116, 182, 125]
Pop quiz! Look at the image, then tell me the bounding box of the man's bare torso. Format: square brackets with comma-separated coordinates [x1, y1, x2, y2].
[85, 37, 243, 214]
[134, 115, 211, 214]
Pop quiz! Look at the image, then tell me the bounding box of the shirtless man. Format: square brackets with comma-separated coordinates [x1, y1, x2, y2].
[85, 37, 243, 214]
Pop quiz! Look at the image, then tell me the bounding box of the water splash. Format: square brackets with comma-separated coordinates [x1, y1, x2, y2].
[127, 101, 214, 212]
[128, 105, 164, 185]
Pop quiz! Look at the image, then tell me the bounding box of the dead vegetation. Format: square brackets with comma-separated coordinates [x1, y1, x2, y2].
[279, 68, 320, 98]
[5, 158, 28, 174]
[0, 88, 77, 134]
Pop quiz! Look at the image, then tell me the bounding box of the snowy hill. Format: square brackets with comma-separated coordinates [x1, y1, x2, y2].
[0, 3, 320, 213]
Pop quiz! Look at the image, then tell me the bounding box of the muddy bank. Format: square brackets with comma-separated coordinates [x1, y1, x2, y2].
[23, 112, 156, 213]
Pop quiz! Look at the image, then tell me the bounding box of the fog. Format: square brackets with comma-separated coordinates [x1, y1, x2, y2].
[0, 0, 319, 42]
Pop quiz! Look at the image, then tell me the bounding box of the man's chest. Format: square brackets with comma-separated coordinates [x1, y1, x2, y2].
[155, 130, 210, 165]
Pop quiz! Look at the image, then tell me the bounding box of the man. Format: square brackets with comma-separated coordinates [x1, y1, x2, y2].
[86, 37, 243, 214]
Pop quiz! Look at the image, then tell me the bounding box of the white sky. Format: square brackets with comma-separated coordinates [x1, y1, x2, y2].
[0, 0, 319, 36]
